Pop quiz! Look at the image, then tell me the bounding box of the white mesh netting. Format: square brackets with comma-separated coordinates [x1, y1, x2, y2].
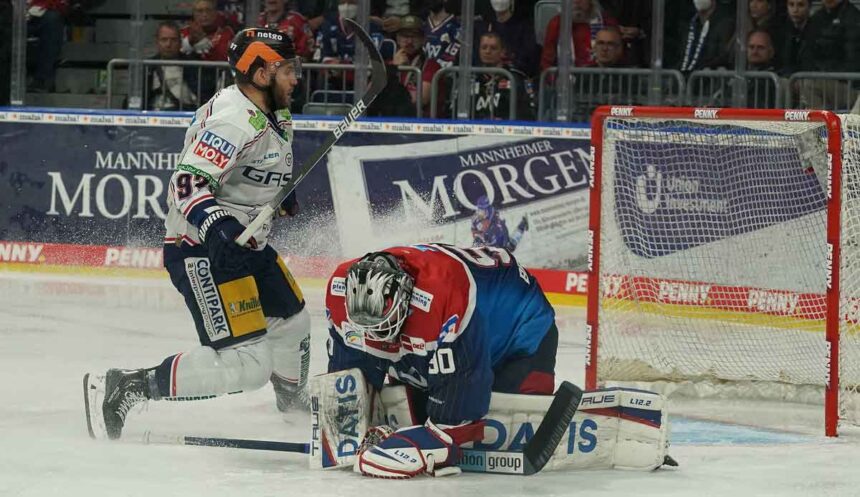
[594, 113, 860, 432]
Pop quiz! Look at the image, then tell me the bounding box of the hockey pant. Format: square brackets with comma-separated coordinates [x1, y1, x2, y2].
[152, 244, 310, 399]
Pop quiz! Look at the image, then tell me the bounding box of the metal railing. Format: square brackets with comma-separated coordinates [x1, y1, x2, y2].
[106, 59, 424, 116]
[787, 72, 860, 113]
[538, 67, 685, 122]
[686, 70, 783, 109]
[430, 66, 519, 120]
[106, 59, 231, 110]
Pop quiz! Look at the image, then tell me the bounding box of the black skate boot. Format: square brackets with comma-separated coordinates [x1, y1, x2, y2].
[271, 373, 309, 412]
[102, 368, 155, 440]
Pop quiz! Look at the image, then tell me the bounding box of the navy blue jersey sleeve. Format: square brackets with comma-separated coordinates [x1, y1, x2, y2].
[425, 322, 494, 425]
[326, 326, 388, 390]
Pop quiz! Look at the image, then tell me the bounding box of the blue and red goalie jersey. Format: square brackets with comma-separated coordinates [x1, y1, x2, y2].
[423, 14, 460, 69]
[325, 243, 555, 425]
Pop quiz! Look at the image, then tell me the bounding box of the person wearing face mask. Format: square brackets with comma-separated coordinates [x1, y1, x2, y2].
[314, 0, 391, 68]
[474, 0, 540, 77]
[674, 0, 736, 73]
[180, 0, 235, 62]
[540, 0, 618, 72]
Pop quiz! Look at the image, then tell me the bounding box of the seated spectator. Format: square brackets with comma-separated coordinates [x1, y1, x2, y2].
[747, 28, 776, 71]
[750, 0, 785, 60]
[315, 0, 390, 65]
[469, 32, 535, 121]
[541, 0, 618, 72]
[258, 0, 314, 59]
[181, 0, 235, 62]
[145, 21, 209, 111]
[778, 0, 810, 75]
[390, 14, 433, 111]
[601, 0, 651, 67]
[27, 0, 67, 92]
[423, 0, 460, 70]
[589, 25, 627, 68]
[218, 0, 246, 31]
[418, 2, 460, 117]
[798, 0, 860, 110]
[745, 28, 780, 107]
[572, 27, 640, 120]
[674, 0, 735, 73]
[475, 0, 540, 77]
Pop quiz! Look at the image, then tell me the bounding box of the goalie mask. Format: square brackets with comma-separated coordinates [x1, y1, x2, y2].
[345, 252, 414, 341]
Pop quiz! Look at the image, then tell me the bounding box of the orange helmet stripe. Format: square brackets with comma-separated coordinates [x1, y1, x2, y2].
[234, 41, 286, 74]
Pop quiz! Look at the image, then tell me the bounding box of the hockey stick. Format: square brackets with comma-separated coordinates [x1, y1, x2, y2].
[235, 18, 387, 246]
[141, 382, 583, 476]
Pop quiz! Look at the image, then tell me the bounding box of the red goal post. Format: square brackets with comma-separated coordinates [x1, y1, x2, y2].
[586, 106, 846, 436]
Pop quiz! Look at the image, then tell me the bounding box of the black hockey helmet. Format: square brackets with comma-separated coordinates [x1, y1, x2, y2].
[228, 27, 300, 78]
[345, 252, 415, 341]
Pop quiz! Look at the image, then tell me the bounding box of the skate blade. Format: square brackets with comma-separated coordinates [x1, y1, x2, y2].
[83, 373, 108, 440]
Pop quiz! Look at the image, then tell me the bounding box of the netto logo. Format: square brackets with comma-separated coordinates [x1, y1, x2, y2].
[635, 165, 662, 213]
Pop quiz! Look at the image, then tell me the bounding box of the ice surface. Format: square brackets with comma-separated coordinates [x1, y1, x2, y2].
[1, 271, 859, 497]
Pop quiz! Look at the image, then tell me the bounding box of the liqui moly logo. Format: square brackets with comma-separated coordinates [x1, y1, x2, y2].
[193, 131, 236, 169]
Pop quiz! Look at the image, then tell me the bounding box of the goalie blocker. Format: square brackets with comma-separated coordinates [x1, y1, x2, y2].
[310, 369, 671, 473]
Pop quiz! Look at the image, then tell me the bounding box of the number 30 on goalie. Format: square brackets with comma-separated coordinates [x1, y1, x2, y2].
[428, 348, 455, 374]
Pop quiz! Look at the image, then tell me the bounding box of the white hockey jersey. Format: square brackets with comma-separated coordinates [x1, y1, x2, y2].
[164, 85, 295, 249]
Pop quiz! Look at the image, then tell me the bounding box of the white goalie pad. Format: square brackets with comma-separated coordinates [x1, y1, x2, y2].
[308, 369, 384, 469]
[379, 385, 670, 472]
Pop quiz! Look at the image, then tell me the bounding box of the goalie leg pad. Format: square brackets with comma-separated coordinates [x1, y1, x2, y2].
[309, 368, 383, 469]
[477, 388, 669, 471]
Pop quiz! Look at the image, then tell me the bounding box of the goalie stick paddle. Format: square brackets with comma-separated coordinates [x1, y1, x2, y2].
[459, 381, 583, 476]
[141, 381, 583, 476]
[235, 18, 387, 246]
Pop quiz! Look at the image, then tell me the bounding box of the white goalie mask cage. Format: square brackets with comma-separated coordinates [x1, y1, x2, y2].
[345, 252, 415, 341]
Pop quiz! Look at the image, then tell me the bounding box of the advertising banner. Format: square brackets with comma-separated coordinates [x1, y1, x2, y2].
[0, 110, 591, 272]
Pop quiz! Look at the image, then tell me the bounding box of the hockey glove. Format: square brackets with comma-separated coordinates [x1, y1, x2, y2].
[199, 210, 257, 272]
[355, 420, 460, 479]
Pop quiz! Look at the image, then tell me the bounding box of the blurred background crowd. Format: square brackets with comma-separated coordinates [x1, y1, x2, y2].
[2, 0, 859, 121]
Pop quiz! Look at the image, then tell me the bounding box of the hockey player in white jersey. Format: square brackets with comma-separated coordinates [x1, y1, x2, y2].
[84, 27, 311, 440]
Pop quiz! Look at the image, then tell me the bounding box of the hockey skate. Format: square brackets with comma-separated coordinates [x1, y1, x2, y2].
[83, 369, 150, 440]
[271, 373, 310, 413]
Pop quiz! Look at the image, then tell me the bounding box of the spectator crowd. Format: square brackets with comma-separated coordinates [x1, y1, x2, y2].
[13, 0, 860, 118]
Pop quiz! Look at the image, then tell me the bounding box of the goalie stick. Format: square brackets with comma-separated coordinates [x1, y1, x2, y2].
[141, 382, 583, 476]
[235, 18, 387, 246]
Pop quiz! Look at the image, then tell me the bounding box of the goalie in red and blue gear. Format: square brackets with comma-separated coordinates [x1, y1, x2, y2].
[325, 243, 558, 478]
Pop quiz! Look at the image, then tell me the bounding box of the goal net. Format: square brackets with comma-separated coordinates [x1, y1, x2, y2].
[586, 107, 860, 436]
